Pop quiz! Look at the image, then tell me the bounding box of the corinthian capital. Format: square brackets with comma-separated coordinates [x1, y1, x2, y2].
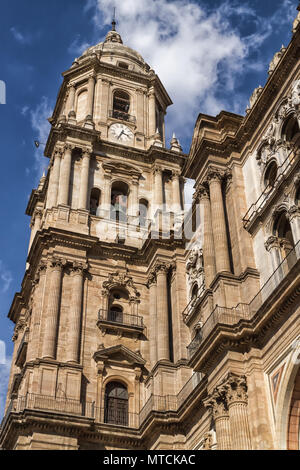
[264, 235, 280, 251]
[147, 270, 157, 288]
[49, 257, 66, 270]
[287, 205, 300, 221]
[203, 388, 228, 420]
[70, 261, 88, 275]
[194, 184, 209, 202]
[206, 166, 224, 183]
[154, 261, 169, 274]
[223, 373, 248, 406]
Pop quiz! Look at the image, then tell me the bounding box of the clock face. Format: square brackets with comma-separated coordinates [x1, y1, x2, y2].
[109, 123, 134, 143]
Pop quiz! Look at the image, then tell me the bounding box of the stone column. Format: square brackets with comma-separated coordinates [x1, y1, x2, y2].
[66, 84, 76, 121]
[148, 88, 156, 137]
[265, 236, 283, 285]
[27, 262, 47, 362]
[147, 271, 157, 368]
[46, 147, 63, 209]
[128, 178, 139, 218]
[195, 184, 216, 287]
[171, 170, 181, 212]
[67, 262, 87, 363]
[78, 149, 91, 210]
[204, 388, 231, 450]
[41, 258, 65, 359]
[101, 173, 112, 218]
[224, 374, 252, 450]
[288, 206, 300, 256]
[99, 78, 110, 124]
[57, 144, 73, 206]
[136, 88, 145, 134]
[86, 74, 96, 118]
[84, 74, 96, 128]
[155, 263, 170, 362]
[207, 167, 231, 273]
[28, 209, 43, 254]
[154, 167, 163, 215]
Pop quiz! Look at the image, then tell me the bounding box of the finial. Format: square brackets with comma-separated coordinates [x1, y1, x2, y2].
[112, 7, 116, 31]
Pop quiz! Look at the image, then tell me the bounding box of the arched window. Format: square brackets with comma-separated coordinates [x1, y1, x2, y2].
[104, 381, 128, 426]
[139, 199, 148, 227]
[191, 283, 199, 300]
[295, 186, 300, 206]
[282, 114, 300, 146]
[90, 188, 101, 216]
[264, 161, 278, 189]
[273, 211, 296, 268]
[108, 288, 129, 323]
[76, 90, 87, 122]
[111, 181, 128, 222]
[113, 90, 130, 121]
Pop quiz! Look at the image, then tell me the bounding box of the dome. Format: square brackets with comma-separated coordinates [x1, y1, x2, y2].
[73, 28, 152, 75]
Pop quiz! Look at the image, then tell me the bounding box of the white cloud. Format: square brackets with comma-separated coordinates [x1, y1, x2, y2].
[30, 97, 53, 178]
[0, 355, 11, 420]
[10, 27, 32, 45]
[68, 35, 92, 57]
[0, 261, 12, 294]
[88, 0, 297, 148]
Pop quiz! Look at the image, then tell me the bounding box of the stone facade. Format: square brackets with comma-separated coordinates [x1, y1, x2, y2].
[1, 9, 300, 450]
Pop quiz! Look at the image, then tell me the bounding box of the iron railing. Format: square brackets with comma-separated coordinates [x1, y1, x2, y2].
[187, 240, 300, 359]
[0, 394, 139, 429]
[243, 147, 299, 228]
[98, 309, 144, 329]
[108, 109, 136, 123]
[1, 373, 206, 431]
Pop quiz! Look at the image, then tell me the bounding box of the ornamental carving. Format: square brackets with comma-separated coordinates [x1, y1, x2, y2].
[268, 45, 286, 76]
[291, 79, 300, 110]
[70, 261, 88, 275]
[49, 257, 66, 270]
[203, 389, 228, 420]
[147, 270, 157, 288]
[186, 243, 205, 290]
[249, 86, 263, 109]
[154, 262, 170, 274]
[206, 166, 224, 183]
[102, 271, 140, 299]
[193, 184, 209, 202]
[265, 236, 280, 251]
[223, 373, 248, 406]
[287, 205, 300, 221]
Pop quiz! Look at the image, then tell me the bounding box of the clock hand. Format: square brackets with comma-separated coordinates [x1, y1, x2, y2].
[117, 130, 124, 140]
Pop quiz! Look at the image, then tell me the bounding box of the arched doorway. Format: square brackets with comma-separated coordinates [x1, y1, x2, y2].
[287, 366, 300, 449]
[104, 381, 128, 426]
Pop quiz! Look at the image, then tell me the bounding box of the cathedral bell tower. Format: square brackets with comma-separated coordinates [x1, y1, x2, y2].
[1, 22, 191, 450]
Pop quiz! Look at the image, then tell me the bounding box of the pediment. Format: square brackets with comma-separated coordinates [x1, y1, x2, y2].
[102, 160, 142, 178]
[93, 344, 146, 367]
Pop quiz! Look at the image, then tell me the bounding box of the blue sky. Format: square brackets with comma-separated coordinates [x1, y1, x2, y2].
[0, 0, 298, 418]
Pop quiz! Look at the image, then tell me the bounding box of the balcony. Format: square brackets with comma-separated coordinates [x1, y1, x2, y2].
[182, 282, 206, 323]
[0, 373, 206, 432]
[15, 330, 29, 367]
[243, 147, 299, 229]
[187, 240, 300, 360]
[97, 309, 144, 337]
[108, 109, 136, 123]
[0, 394, 139, 430]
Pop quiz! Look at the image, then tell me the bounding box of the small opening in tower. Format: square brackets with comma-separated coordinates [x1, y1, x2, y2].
[90, 188, 101, 216]
[113, 90, 130, 121]
[118, 62, 129, 70]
